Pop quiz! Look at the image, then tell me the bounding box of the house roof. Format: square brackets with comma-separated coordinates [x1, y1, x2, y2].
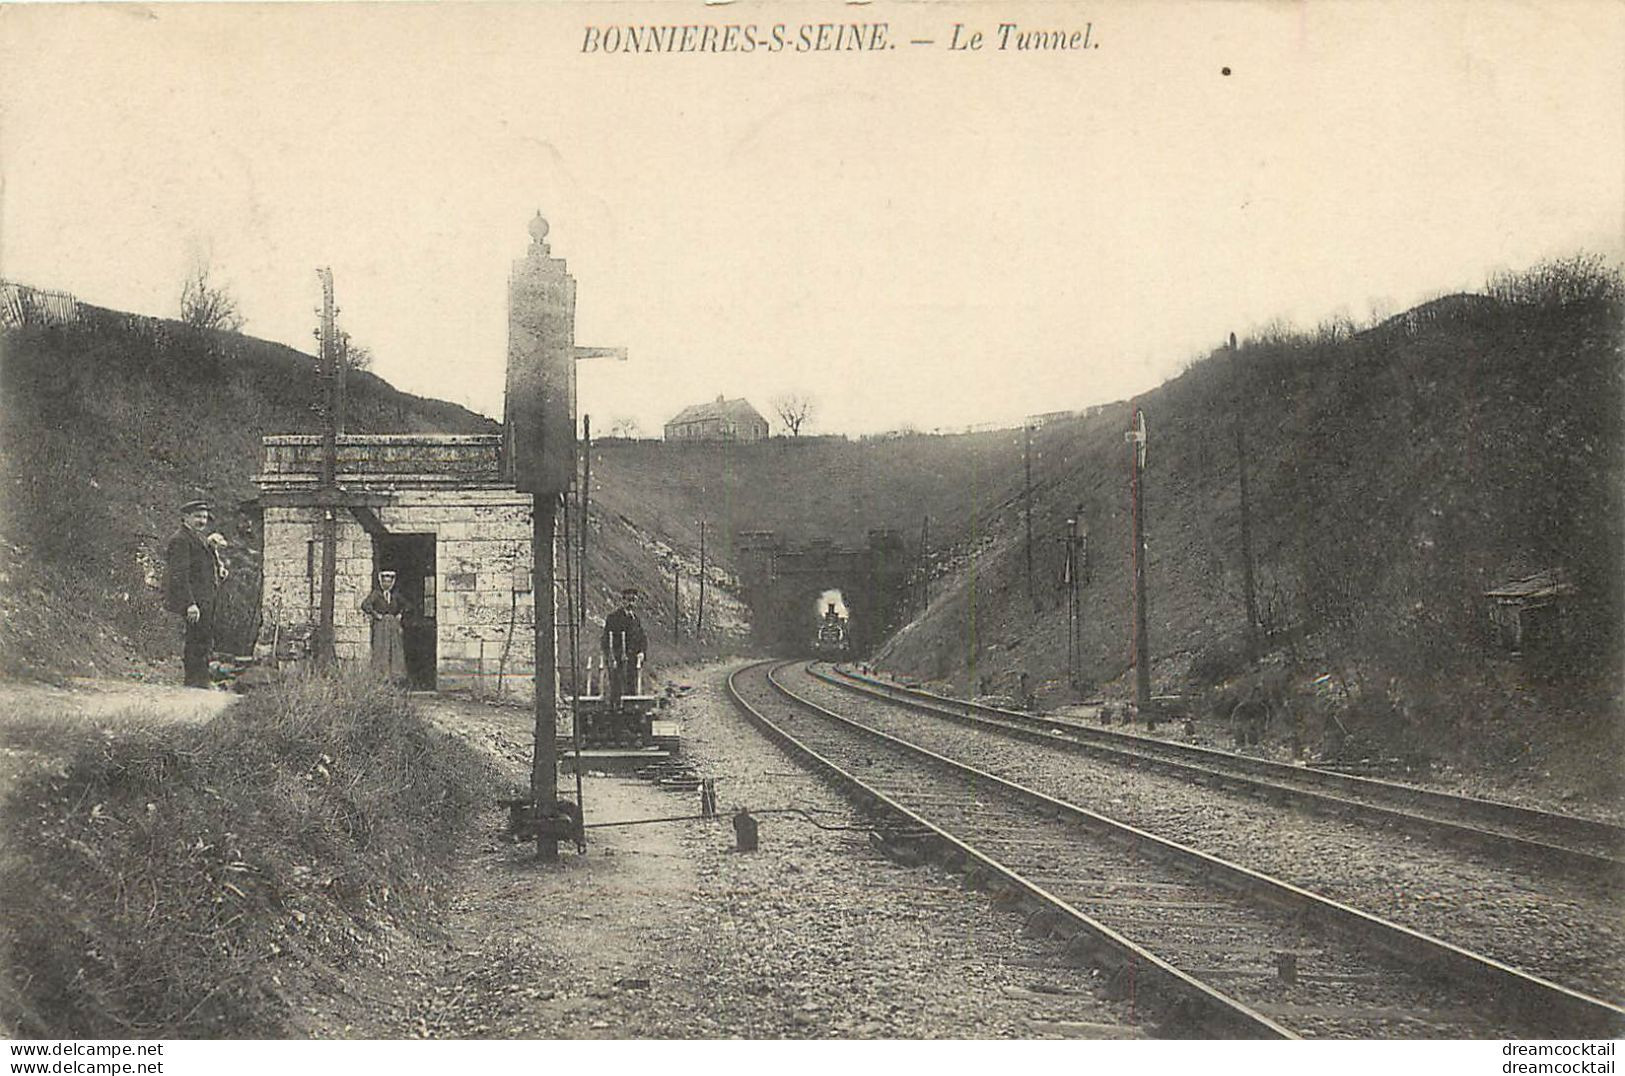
[666, 396, 767, 427]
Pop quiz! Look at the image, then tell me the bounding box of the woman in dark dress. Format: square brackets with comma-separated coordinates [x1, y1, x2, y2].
[360, 570, 412, 683]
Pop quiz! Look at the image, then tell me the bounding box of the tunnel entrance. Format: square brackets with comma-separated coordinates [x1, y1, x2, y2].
[735, 530, 913, 656]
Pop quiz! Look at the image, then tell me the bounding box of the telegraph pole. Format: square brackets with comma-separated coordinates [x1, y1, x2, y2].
[1127, 408, 1151, 718]
[1231, 332, 1260, 658]
[314, 268, 338, 667]
[918, 515, 931, 608]
[696, 520, 707, 639]
[335, 332, 349, 436]
[673, 567, 681, 643]
[1024, 423, 1035, 610]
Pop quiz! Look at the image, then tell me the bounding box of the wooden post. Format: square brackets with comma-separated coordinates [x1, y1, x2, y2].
[696, 520, 707, 639]
[335, 332, 349, 436]
[532, 495, 559, 862]
[314, 268, 338, 666]
[1066, 516, 1080, 688]
[673, 567, 681, 642]
[918, 515, 931, 608]
[1128, 408, 1152, 719]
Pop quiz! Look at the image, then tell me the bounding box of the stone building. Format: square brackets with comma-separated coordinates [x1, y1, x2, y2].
[664, 396, 770, 442]
[255, 433, 537, 699]
[253, 213, 617, 704]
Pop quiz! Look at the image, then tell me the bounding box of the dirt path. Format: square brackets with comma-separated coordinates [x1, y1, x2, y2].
[299, 663, 1148, 1039]
[0, 667, 1149, 1038]
[0, 676, 237, 799]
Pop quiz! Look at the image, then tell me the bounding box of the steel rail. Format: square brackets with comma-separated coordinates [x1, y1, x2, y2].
[725, 660, 1297, 1039]
[762, 661, 1625, 1038]
[818, 663, 1625, 873]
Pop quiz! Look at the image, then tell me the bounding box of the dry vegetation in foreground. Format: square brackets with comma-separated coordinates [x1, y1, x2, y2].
[0, 672, 501, 1038]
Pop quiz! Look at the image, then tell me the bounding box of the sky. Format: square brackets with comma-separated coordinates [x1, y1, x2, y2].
[2, 1, 1621, 436]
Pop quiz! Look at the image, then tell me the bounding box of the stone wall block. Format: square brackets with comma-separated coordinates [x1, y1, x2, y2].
[467, 521, 526, 542]
[463, 601, 520, 627]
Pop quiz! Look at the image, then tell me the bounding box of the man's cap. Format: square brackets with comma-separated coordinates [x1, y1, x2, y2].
[180, 499, 211, 514]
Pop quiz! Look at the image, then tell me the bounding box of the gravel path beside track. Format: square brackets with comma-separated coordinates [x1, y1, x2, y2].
[782, 665, 1625, 1004]
[330, 663, 1147, 1038]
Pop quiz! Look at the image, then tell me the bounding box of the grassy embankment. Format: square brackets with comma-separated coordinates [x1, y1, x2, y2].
[0, 673, 500, 1037]
[0, 303, 495, 680]
[878, 258, 1624, 796]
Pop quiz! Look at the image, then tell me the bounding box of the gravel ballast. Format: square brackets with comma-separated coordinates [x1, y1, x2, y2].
[781, 664, 1625, 1004]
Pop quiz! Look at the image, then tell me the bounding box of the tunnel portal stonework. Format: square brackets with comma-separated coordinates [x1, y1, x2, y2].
[737, 529, 911, 655]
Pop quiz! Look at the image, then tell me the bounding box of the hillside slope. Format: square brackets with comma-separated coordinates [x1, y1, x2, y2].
[577, 429, 1031, 653]
[877, 271, 1623, 789]
[0, 302, 496, 677]
[585, 430, 1025, 570]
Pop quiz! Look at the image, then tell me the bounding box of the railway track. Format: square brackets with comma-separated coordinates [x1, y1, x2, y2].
[817, 663, 1625, 875]
[726, 659, 1625, 1040]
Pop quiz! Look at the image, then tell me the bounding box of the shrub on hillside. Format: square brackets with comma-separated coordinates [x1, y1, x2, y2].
[0, 672, 500, 1037]
[1488, 254, 1622, 310]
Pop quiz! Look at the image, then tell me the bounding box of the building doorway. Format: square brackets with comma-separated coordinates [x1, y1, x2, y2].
[374, 533, 437, 689]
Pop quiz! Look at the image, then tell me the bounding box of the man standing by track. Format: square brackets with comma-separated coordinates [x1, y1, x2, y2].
[164, 498, 225, 688]
[600, 586, 647, 712]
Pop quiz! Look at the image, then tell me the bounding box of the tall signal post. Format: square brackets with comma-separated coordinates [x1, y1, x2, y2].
[504, 213, 624, 861]
[1127, 407, 1151, 718]
[1061, 512, 1088, 689]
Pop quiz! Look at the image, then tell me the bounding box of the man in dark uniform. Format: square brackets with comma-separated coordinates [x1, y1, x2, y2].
[600, 586, 648, 711]
[164, 499, 223, 688]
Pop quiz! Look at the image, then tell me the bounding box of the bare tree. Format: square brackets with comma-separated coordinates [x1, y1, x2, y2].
[1314, 310, 1356, 345]
[340, 333, 374, 372]
[772, 391, 816, 437]
[179, 262, 245, 332]
[608, 415, 642, 439]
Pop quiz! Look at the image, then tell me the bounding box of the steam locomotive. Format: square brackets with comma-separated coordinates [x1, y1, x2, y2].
[813, 603, 848, 656]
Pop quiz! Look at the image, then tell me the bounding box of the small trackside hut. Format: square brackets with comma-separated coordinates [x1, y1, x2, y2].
[255, 433, 539, 700]
[256, 213, 644, 860]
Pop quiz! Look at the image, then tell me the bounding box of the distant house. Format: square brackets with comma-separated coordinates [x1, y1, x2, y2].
[664, 396, 770, 442]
